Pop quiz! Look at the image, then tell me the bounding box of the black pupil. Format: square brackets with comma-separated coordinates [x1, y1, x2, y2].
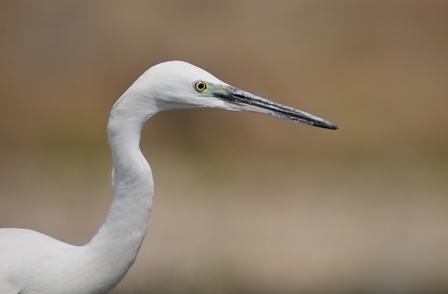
[197, 83, 205, 90]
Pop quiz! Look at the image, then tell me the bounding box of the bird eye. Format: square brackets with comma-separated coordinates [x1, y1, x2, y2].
[194, 81, 208, 92]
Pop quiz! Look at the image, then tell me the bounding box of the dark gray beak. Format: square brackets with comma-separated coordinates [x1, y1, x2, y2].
[215, 86, 338, 130]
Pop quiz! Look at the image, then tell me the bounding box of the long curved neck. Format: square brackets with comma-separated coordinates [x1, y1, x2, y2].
[82, 91, 157, 291]
[90, 117, 153, 247]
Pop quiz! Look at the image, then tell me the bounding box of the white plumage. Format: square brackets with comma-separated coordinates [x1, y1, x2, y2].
[0, 61, 337, 294]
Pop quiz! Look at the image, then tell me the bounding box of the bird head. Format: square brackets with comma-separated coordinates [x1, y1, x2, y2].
[112, 60, 338, 130]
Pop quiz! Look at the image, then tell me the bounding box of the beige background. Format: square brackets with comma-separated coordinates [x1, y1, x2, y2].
[0, 1, 447, 293]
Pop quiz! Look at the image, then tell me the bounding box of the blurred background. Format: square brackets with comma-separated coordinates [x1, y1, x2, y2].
[1, 1, 447, 293]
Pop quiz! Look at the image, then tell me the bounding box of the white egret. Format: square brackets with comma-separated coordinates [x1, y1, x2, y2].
[0, 61, 337, 294]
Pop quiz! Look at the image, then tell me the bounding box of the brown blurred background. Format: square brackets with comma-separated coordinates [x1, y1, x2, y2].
[1, 1, 447, 293]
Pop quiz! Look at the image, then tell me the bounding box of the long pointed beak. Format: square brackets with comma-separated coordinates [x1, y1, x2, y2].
[214, 86, 338, 130]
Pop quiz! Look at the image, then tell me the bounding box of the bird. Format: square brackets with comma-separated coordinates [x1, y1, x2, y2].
[0, 61, 337, 294]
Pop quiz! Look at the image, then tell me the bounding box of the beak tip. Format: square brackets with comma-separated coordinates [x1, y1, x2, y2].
[312, 120, 339, 130]
[317, 121, 338, 130]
